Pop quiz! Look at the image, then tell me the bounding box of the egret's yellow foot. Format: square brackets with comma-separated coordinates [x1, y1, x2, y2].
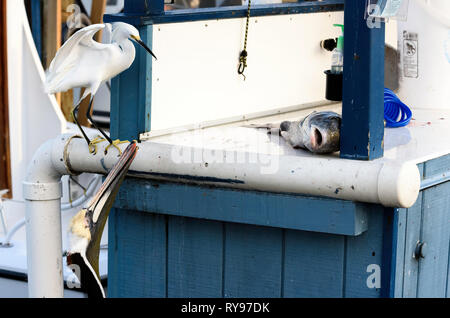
[88, 136, 107, 155]
[105, 139, 130, 156]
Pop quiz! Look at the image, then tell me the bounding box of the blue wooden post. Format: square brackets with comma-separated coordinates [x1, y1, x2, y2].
[109, 1, 163, 141]
[340, 0, 385, 160]
[31, 0, 42, 61]
[124, 0, 164, 15]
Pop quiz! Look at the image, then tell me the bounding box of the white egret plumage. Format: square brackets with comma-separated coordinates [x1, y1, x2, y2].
[45, 22, 156, 154]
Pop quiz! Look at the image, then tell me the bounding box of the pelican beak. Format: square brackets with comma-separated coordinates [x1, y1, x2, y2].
[86, 141, 138, 246]
[67, 141, 138, 298]
[131, 35, 157, 60]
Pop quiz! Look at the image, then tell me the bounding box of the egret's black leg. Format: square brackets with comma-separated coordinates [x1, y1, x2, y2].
[86, 97, 113, 144]
[71, 104, 91, 146]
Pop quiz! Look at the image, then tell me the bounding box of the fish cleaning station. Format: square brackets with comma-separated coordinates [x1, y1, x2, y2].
[13, 0, 450, 298]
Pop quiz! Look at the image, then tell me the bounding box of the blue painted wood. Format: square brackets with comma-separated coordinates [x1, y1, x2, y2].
[107, 208, 166, 297]
[344, 204, 386, 297]
[420, 154, 450, 190]
[223, 223, 283, 297]
[392, 163, 423, 298]
[104, 1, 344, 25]
[109, 200, 396, 297]
[394, 207, 407, 297]
[447, 249, 450, 298]
[167, 217, 223, 297]
[423, 154, 450, 178]
[401, 191, 422, 298]
[114, 178, 369, 236]
[124, 0, 164, 15]
[417, 181, 450, 297]
[339, 0, 385, 160]
[31, 0, 42, 60]
[382, 207, 398, 298]
[393, 163, 424, 298]
[110, 25, 153, 141]
[283, 230, 345, 297]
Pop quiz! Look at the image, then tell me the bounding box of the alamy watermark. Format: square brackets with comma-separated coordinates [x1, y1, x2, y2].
[169, 128, 281, 175]
[66, 4, 83, 29]
[366, 264, 381, 289]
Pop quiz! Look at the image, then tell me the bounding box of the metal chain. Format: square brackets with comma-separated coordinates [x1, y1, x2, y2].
[238, 0, 251, 80]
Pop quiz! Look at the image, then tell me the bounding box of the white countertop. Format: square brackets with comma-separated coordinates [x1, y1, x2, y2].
[148, 103, 450, 166]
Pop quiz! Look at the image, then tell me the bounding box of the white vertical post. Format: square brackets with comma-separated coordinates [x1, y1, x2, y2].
[25, 198, 64, 297]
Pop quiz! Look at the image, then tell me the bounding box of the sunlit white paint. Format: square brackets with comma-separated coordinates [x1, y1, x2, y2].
[150, 12, 344, 132]
[397, 0, 450, 109]
[7, 0, 66, 201]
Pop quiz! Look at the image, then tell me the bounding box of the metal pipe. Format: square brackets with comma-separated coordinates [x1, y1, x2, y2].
[24, 133, 421, 297]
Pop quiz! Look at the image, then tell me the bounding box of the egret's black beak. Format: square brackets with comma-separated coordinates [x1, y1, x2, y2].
[67, 141, 138, 298]
[131, 36, 157, 60]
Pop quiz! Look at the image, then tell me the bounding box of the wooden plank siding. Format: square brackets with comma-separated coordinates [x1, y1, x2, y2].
[108, 155, 450, 298]
[108, 208, 167, 297]
[114, 178, 369, 236]
[394, 157, 450, 298]
[108, 196, 391, 298]
[0, 0, 11, 197]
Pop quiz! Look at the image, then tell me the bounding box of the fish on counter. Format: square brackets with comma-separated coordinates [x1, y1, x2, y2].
[245, 111, 342, 154]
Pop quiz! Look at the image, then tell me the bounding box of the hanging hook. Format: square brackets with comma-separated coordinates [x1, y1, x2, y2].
[238, 50, 248, 80]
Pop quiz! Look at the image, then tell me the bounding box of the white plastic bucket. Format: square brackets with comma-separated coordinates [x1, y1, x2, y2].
[397, 0, 450, 109]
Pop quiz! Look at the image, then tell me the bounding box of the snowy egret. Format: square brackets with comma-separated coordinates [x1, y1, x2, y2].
[45, 22, 156, 154]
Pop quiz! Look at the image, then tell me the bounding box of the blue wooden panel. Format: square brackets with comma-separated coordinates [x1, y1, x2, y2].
[223, 223, 282, 297]
[393, 163, 423, 298]
[423, 154, 450, 178]
[401, 192, 422, 298]
[31, 0, 42, 60]
[381, 207, 397, 298]
[394, 164, 427, 298]
[344, 205, 386, 297]
[124, 0, 164, 15]
[167, 217, 223, 297]
[108, 195, 396, 298]
[104, 1, 344, 25]
[340, 0, 385, 160]
[110, 25, 153, 141]
[417, 182, 450, 297]
[107, 208, 166, 297]
[114, 178, 369, 236]
[283, 230, 345, 297]
[394, 208, 407, 297]
[447, 252, 450, 298]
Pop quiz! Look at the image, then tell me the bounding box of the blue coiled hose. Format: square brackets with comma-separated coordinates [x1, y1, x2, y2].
[384, 88, 412, 128]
